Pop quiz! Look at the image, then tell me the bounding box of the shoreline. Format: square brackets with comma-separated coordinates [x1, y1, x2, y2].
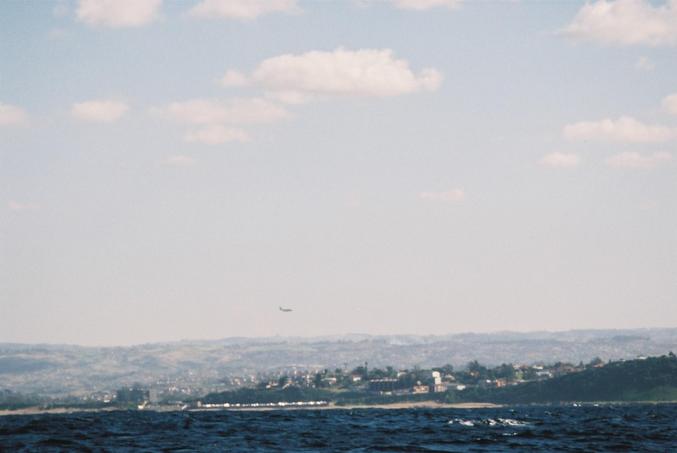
[0, 402, 499, 416]
[324, 402, 501, 410]
[3, 400, 677, 416]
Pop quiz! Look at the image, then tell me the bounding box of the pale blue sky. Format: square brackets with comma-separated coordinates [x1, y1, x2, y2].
[1, 0, 676, 345]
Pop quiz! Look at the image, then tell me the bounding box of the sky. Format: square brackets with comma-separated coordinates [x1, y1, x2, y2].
[1, 0, 676, 346]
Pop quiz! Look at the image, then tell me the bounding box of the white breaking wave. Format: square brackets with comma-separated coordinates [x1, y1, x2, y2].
[448, 417, 531, 428]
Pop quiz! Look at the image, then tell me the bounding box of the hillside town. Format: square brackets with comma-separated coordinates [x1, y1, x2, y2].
[4, 329, 676, 402]
[111, 358, 606, 408]
[3, 351, 675, 411]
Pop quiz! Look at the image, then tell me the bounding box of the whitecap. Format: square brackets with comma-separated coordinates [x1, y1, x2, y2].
[448, 418, 475, 426]
[498, 418, 531, 427]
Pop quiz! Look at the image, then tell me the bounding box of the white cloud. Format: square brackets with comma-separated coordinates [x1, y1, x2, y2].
[0, 103, 28, 126]
[393, 0, 462, 11]
[419, 189, 465, 203]
[184, 125, 249, 144]
[540, 152, 580, 168]
[563, 116, 675, 143]
[221, 70, 249, 87]
[190, 0, 299, 20]
[8, 201, 40, 211]
[76, 0, 161, 27]
[635, 55, 655, 71]
[563, 0, 677, 46]
[71, 100, 129, 123]
[165, 155, 196, 166]
[264, 90, 314, 105]
[606, 151, 672, 168]
[160, 98, 290, 125]
[154, 98, 286, 145]
[662, 93, 677, 114]
[251, 48, 442, 100]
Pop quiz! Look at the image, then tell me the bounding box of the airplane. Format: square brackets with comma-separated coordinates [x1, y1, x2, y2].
[279, 306, 293, 312]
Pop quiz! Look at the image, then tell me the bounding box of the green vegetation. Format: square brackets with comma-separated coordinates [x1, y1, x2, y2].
[203, 354, 677, 407]
[0, 390, 42, 410]
[115, 387, 148, 404]
[465, 354, 677, 404]
[0, 390, 114, 411]
[4, 353, 675, 410]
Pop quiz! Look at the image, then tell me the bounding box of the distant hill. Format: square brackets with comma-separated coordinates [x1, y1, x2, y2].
[468, 354, 677, 403]
[2, 328, 677, 397]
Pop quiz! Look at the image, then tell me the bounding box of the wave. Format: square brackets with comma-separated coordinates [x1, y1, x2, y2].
[448, 417, 532, 427]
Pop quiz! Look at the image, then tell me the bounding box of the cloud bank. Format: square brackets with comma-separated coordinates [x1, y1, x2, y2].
[160, 98, 290, 125]
[564, 116, 675, 143]
[8, 201, 40, 211]
[184, 125, 249, 145]
[249, 48, 442, 102]
[563, 0, 677, 46]
[154, 98, 287, 144]
[393, 0, 462, 11]
[606, 151, 672, 168]
[71, 100, 129, 122]
[76, 0, 162, 28]
[0, 103, 28, 126]
[221, 70, 249, 88]
[662, 93, 677, 114]
[165, 48, 440, 145]
[190, 0, 299, 20]
[540, 152, 580, 168]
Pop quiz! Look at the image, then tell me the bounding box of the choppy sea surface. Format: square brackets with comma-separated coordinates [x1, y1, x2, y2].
[1, 404, 676, 452]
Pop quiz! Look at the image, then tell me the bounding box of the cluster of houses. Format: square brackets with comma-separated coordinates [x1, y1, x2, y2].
[107, 359, 607, 406]
[249, 359, 599, 396]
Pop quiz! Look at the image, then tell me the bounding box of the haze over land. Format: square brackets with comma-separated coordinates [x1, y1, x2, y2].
[2, 328, 677, 397]
[2, 1, 677, 345]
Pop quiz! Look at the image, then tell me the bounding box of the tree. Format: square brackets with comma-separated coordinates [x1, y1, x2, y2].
[433, 364, 454, 375]
[467, 360, 488, 379]
[352, 366, 368, 379]
[369, 368, 388, 379]
[587, 357, 604, 368]
[494, 363, 515, 380]
[314, 372, 323, 388]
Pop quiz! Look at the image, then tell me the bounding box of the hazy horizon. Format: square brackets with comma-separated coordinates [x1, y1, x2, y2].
[2, 0, 676, 346]
[4, 326, 677, 349]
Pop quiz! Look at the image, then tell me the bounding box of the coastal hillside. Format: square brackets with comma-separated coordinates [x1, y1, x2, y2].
[470, 354, 677, 404]
[202, 354, 677, 408]
[3, 328, 677, 397]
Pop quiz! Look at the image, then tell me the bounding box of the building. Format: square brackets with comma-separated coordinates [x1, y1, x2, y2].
[322, 377, 337, 386]
[431, 371, 446, 392]
[368, 378, 398, 393]
[412, 381, 429, 394]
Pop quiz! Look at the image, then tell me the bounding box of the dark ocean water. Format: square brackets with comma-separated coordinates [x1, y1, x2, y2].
[1, 404, 676, 452]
